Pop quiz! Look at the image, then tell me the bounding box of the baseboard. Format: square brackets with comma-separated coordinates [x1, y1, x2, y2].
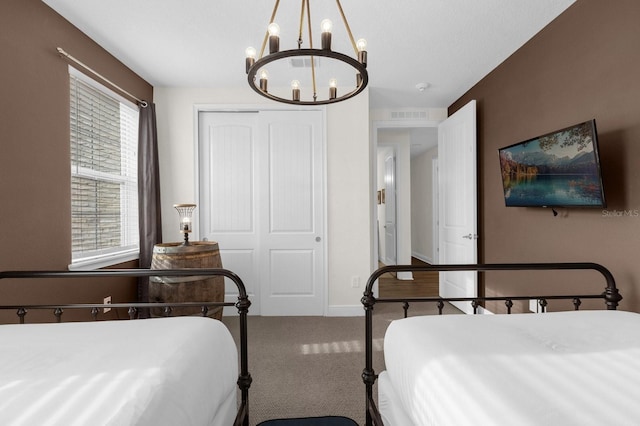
[411, 252, 433, 264]
[326, 305, 364, 317]
[396, 271, 413, 280]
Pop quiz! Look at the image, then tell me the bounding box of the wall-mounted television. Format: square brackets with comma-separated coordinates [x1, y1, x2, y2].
[498, 119, 606, 208]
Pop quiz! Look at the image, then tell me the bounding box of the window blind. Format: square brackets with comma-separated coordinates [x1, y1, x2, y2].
[69, 68, 139, 266]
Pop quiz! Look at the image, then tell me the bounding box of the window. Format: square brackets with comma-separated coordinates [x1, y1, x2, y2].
[69, 67, 139, 269]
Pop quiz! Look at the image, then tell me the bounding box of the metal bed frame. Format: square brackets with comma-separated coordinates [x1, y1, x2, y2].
[361, 262, 622, 426]
[0, 268, 252, 426]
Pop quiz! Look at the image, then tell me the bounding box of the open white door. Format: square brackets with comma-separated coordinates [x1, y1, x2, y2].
[438, 100, 477, 314]
[383, 154, 397, 266]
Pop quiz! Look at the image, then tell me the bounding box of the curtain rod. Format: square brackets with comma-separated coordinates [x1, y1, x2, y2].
[56, 47, 148, 107]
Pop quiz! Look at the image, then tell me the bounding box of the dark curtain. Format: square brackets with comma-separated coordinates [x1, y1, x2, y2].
[137, 102, 162, 303]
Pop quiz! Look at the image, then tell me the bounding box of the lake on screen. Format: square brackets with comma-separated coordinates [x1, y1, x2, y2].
[504, 174, 603, 206]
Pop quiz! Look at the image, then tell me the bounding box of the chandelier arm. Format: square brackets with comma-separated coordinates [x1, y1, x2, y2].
[260, 0, 281, 59]
[297, 0, 305, 48]
[335, 0, 358, 55]
[305, 0, 318, 100]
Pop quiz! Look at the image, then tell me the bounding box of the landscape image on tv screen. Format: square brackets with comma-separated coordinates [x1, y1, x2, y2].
[498, 120, 606, 207]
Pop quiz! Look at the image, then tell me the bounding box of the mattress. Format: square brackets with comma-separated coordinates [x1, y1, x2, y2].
[0, 316, 238, 426]
[382, 310, 640, 426]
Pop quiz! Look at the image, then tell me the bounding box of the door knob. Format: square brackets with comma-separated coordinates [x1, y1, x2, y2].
[462, 234, 478, 240]
[315, 236, 321, 242]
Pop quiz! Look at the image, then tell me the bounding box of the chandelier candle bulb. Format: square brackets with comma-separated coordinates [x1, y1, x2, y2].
[321, 19, 333, 50]
[329, 78, 337, 99]
[291, 80, 301, 101]
[259, 69, 269, 92]
[245, 47, 256, 73]
[268, 23, 280, 54]
[357, 38, 368, 66]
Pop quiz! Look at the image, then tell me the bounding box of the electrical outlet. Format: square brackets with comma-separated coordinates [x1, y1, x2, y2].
[351, 276, 361, 288]
[103, 296, 112, 313]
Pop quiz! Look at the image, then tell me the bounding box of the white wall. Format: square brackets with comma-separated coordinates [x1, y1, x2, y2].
[326, 96, 372, 313]
[154, 87, 370, 315]
[411, 146, 438, 263]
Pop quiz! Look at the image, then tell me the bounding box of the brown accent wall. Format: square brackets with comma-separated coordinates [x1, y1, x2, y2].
[0, 0, 153, 322]
[450, 0, 640, 313]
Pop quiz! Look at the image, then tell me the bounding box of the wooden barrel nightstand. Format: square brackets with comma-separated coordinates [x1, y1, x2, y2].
[149, 241, 224, 319]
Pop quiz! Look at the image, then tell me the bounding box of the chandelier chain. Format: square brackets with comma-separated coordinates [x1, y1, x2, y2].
[305, 0, 318, 100]
[297, 0, 305, 48]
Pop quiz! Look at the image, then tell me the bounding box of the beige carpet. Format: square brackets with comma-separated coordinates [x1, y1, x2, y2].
[222, 302, 461, 425]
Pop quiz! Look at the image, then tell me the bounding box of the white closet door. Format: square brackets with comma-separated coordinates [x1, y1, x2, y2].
[199, 110, 325, 316]
[199, 112, 261, 312]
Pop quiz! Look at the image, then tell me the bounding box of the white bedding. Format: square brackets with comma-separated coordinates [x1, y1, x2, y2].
[382, 310, 640, 426]
[0, 317, 238, 426]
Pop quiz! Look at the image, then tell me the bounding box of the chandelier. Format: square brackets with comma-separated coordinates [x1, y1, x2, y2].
[245, 0, 368, 105]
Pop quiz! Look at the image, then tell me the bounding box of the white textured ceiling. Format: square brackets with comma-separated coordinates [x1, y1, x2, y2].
[42, 0, 575, 109]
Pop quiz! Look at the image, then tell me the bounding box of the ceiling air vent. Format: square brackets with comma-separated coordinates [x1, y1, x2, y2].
[289, 57, 320, 68]
[390, 111, 428, 120]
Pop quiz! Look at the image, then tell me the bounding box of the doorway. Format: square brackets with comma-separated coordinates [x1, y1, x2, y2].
[372, 120, 440, 283]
